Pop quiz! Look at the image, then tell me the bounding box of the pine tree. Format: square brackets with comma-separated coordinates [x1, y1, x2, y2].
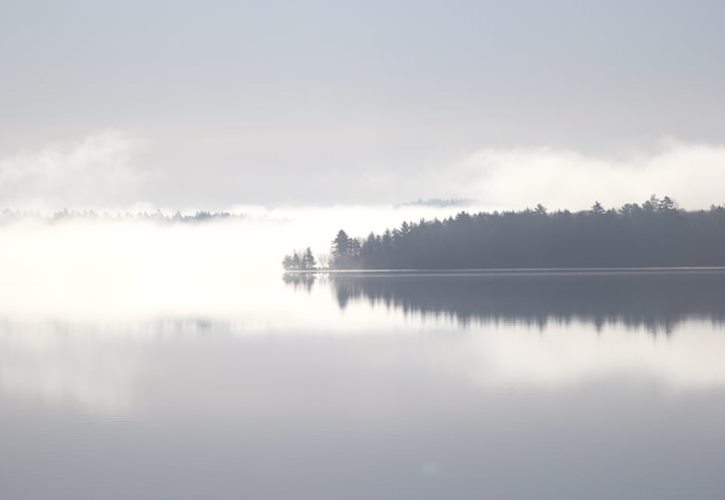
[302, 247, 316, 270]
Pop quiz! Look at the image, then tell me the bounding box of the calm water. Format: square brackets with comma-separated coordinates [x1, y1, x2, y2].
[2, 270, 725, 499]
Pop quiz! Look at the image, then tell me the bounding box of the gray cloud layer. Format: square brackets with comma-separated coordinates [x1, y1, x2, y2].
[2, 1, 725, 207]
[2, 132, 725, 210]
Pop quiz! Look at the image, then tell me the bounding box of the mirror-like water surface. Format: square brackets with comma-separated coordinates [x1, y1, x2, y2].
[2, 271, 725, 500]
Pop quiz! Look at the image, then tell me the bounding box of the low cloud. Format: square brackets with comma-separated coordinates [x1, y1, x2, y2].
[0, 130, 142, 210]
[3, 132, 725, 211]
[447, 141, 725, 210]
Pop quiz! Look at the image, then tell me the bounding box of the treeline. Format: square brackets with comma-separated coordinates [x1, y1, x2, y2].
[0, 209, 243, 224]
[325, 196, 725, 269]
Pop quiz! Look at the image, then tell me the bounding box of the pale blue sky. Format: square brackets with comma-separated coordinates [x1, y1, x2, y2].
[2, 0, 725, 207]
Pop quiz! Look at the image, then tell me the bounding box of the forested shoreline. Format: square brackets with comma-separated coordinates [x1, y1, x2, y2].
[284, 196, 725, 270]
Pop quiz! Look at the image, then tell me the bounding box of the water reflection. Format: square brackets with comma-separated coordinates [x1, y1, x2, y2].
[2, 272, 725, 499]
[5, 271, 725, 417]
[320, 270, 725, 333]
[282, 271, 317, 293]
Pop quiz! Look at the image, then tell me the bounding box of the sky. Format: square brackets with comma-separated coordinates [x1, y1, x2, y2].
[2, 0, 725, 210]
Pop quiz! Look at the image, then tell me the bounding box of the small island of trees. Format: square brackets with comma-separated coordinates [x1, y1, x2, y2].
[282, 247, 317, 270]
[284, 196, 725, 270]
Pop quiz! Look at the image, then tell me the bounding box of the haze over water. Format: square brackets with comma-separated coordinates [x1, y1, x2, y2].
[5, 1, 725, 498]
[2, 267, 724, 500]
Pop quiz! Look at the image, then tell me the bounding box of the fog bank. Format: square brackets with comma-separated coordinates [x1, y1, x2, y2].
[0, 204, 478, 319]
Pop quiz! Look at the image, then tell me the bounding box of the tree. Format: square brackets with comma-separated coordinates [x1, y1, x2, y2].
[302, 247, 316, 270]
[332, 230, 351, 259]
[282, 251, 302, 270]
[282, 255, 293, 270]
[282, 248, 318, 270]
[330, 230, 363, 269]
[643, 195, 660, 212]
[660, 196, 677, 212]
[590, 201, 605, 215]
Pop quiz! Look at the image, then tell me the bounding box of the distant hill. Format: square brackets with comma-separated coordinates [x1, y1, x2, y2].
[396, 198, 477, 208]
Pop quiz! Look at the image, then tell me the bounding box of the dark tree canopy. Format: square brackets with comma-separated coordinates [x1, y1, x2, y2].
[314, 196, 725, 269]
[330, 229, 360, 269]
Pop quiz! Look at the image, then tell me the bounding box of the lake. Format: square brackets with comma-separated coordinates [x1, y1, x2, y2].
[2, 270, 725, 499]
